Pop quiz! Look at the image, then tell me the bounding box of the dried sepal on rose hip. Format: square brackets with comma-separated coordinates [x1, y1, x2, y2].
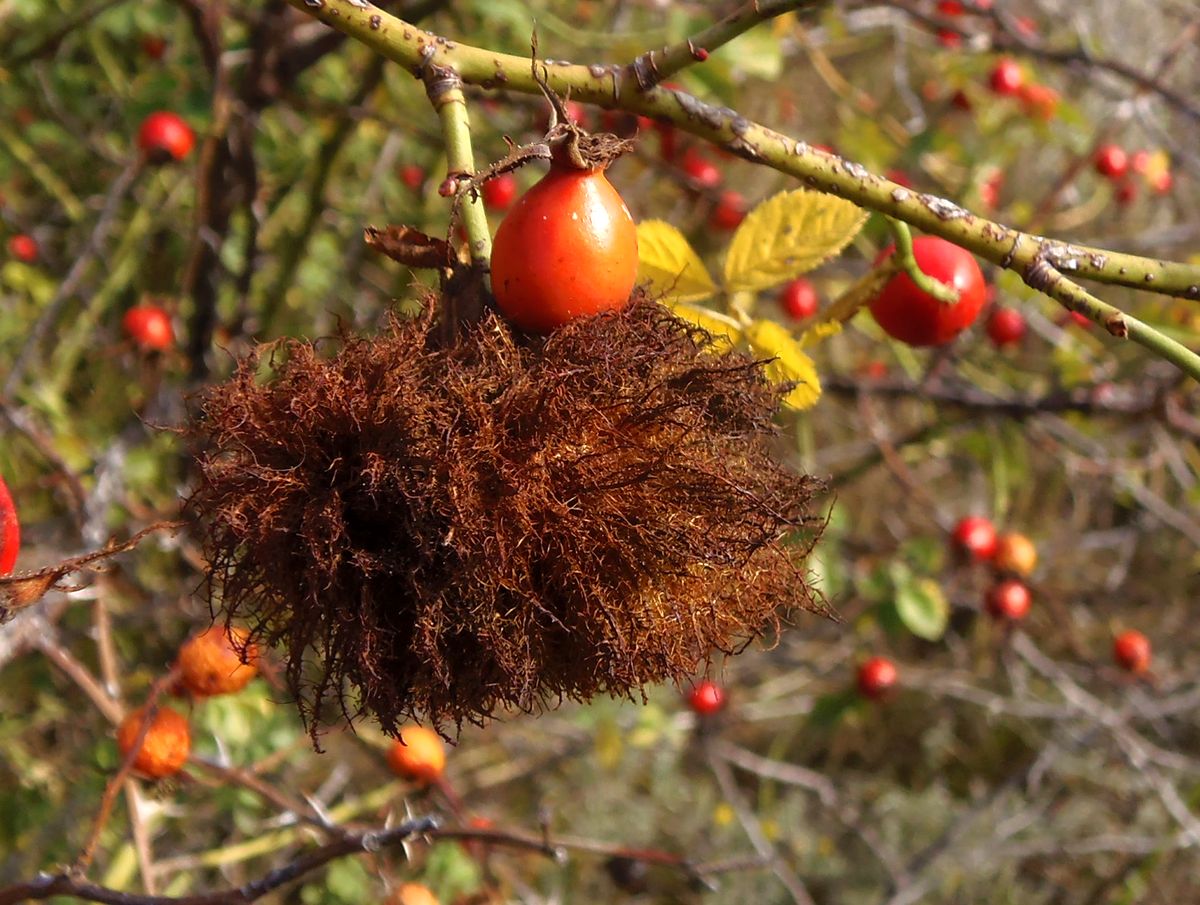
[176, 624, 259, 697]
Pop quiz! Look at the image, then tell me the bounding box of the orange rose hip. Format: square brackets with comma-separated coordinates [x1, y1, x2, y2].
[116, 706, 191, 779]
[177, 625, 259, 697]
[387, 725, 446, 785]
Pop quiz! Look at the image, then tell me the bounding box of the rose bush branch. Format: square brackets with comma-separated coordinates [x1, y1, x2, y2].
[280, 0, 1200, 382]
[629, 0, 824, 86]
[423, 64, 490, 264]
[0, 816, 441, 905]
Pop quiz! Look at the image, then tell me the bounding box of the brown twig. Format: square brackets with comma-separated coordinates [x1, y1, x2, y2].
[70, 665, 182, 879]
[0, 816, 440, 905]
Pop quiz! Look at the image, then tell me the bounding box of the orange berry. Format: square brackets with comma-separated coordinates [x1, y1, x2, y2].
[177, 625, 259, 697]
[993, 532, 1037, 577]
[116, 706, 191, 779]
[387, 726, 446, 784]
[388, 883, 440, 905]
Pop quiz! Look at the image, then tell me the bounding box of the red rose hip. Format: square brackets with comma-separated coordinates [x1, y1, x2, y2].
[986, 306, 1026, 347]
[985, 579, 1031, 621]
[687, 680, 726, 716]
[0, 474, 19, 576]
[988, 58, 1024, 96]
[123, 305, 174, 351]
[8, 234, 38, 263]
[857, 656, 898, 700]
[952, 515, 997, 561]
[1113, 630, 1151, 674]
[1093, 145, 1128, 180]
[868, 236, 987, 347]
[138, 111, 195, 163]
[778, 278, 819, 321]
[482, 173, 517, 211]
[490, 155, 638, 334]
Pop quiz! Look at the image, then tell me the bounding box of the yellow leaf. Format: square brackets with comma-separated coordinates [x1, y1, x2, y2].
[745, 320, 822, 410]
[798, 320, 842, 348]
[723, 189, 867, 293]
[669, 301, 742, 347]
[636, 219, 717, 303]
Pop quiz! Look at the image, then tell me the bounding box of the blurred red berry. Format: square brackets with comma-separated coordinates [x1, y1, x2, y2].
[937, 1, 965, 14]
[7, 234, 38, 263]
[987, 306, 1026, 347]
[681, 149, 721, 189]
[986, 579, 1031, 621]
[482, 173, 517, 211]
[1113, 630, 1151, 674]
[688, 680, 726, 716]
[141, 36, 167, 60]
[1061, 310, 1092, 329]
[988, 58, 1024, 96]
[1093, 144, 1128, 180]
[400, 164, 425, 191]
[886, 169, 914, 188]
[138, 111, 195, 162]
[710, 191, 746, 230]
[0, 473, 19, 576]
[979, 170, 1003, 209]
[937, 29, 963, 49]
[859, 360, 889, 380]
[953, 515, 998, 561]
[1114, 181, 1137, 206]
[868, 236, 987, 347]
[1014, 15, 1038, 37]
[1150, 169, 1173, 195]
[123, 305, 174, 352]
[656, 123, 678, 162]
[857, 657, 898, 700]
[1017, 83, 1059, 121]
[538, 100, 586, 132]
[950, 89, 973, 112]
[778, 278, 819, 321]
[1130, 150, 1151, 174]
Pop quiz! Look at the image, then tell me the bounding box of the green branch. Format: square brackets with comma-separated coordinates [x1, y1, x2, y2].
[280, 0, 1200, 381]
[630, 0, 823, 86]
[1023, 256, 1200, 383]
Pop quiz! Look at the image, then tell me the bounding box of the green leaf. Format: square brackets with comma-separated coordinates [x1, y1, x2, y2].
[744, 319, 822, 410]
[636, 219, 718, 302]
[723, 189, 867, 293]
[894, 577, 950, 641]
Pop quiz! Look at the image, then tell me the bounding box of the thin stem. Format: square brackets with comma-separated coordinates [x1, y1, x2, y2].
[631, 0, 823, 86]
[0, 817, 440, 905]
[1023, 258, 1200, 383]
[885, 217, 958, 303]
[423, 66, 490, 265]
